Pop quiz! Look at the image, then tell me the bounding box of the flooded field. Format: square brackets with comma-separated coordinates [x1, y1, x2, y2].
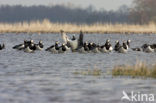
[0, 33, 156, 103]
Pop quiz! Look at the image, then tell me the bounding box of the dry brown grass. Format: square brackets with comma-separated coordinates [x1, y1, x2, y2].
[0, 19, 156, 34]
[112, 61, 156, 78]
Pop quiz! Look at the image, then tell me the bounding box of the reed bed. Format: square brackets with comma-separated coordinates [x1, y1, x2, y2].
[0, 19, 156, 34]
[112, 61, 156, 78]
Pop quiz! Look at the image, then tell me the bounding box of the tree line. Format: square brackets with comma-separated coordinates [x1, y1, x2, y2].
[0, 5, 130, 24]
[0, 0, 155, 24]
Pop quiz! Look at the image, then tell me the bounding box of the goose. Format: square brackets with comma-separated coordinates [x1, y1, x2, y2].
[150, 44, 156, 49]
[99, 46, 109, 53]
[24, 46, 34, 53]
[78, 42, 89, 53]
[118, 42, 128, 53]
[90, 43, 100, 53]
[100, 39, 113, 52]
[61, 30, 79, 51]
[132, 47, 142, 51]
[144, 45, 154, 53]
[127, 39, 131, 48]
[78, 47, 87, 53]
[28, 43, 36, 51]
[35, 40, 44, 50]
[0, 44, 5, 50]
[58, 43, 68, 53]
[114, 40, 121, 51]
[13, 43, 25, 50]
[78, 31, 84, 48]
[106, 43, 113, 52]
[45, 41, 59, 54]
[67, 36, 78, 51]
[61, 30, 68, 44]
[77, 42, 88, 53]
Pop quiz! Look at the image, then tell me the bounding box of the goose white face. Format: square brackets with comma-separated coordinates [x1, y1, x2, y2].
[31, 43, 34, 46]
[30, 40, 34, 43]
[106, 39, 110, 42]
[39, 41, 43, 43]
[115, 40, 119, 43]
[22, 44, 25, 47]
[128, 40, 131, 43]
[56, 41, 59, 44]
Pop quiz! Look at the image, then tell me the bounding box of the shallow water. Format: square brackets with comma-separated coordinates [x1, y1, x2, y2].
[0, 33, 156, 103]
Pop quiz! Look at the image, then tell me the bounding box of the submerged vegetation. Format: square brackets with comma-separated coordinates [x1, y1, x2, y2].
[0, 19, 156, 34]
[112, 61, 156, 78]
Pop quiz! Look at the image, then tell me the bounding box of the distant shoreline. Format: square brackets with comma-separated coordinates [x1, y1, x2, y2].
[0, 19, 156, 34]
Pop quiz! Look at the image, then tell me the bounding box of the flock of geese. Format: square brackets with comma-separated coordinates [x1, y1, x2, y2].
[0, 30, 156, 53]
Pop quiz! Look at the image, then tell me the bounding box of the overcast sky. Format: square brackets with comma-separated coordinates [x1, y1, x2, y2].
[0, 0, 133, 10]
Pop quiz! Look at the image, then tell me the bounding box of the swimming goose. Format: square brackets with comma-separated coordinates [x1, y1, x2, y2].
[58, 43, 68, 53]
[35, 40, 44, 50]
[103, 39, 113, 52]
[45, 41, 59, 53]
[29, 43, 36, 51]
[78, 41, 89, 53]
[13, 43, 25, 50]
[144, 45, 154, 53]
[99, 46, 109, 53]
[132, 47, 142, 51]
[127, 39, 131, 48]
[150, 44, 156, 49]
[118, 42, 128, 53]
[77, 42, 88, 53]
[90, 43, 100, 53]
[24, 45, 34, 53]
[114, 40, 121, 51]
[0, 44, 5, 50]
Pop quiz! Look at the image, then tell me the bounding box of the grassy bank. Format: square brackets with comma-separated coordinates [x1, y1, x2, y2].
[112, 61, 156, 78]
[0, 19, 156, 34]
